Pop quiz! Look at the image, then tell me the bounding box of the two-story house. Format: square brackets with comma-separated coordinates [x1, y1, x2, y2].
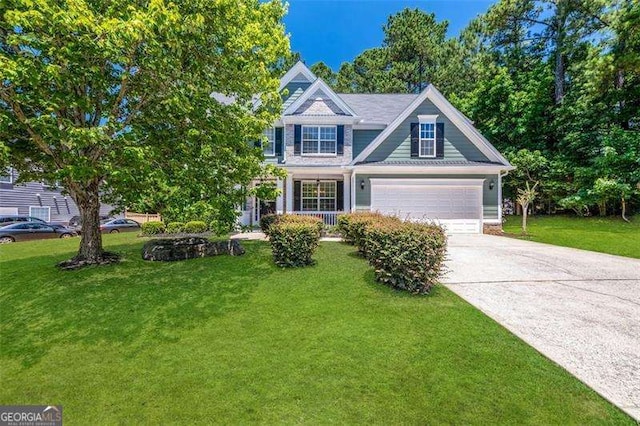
[240, 62, 513, 234]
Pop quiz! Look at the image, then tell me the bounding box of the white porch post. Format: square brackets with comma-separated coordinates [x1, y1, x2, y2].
[350, 173, 356, 212]
[285, 174, 293, 213]
[497, 173, 503, 223]
[276, 178, 284, 214]
[343, 172, 351, 213]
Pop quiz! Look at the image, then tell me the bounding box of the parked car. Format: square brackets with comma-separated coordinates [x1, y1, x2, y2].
[99, 218, 141, 233]
[0, 222, 78, 243]
[0, 215, 48, 226]
[68, 215, 113, 228]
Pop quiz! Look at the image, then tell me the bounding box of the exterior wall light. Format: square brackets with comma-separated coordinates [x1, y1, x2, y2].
[360, 180, 365, 190]
[489, 179, 495, 190]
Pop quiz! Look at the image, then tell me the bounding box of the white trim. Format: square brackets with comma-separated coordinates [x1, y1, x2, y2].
[418, 122, 436, 158]
[301, 125, 337, 156]
[351, 85, 513, 167]
[352, 165, 510, 174]
[29, 205, 51, 222]
[418, 114, 438, 122]
[350, 173, 356, 213]
[262, 128, 276, 157]
[284, 78, 359, 118]
[279, 61, 316, 91]
[369, 178, 484, 186]
[300, 180, 337, 212]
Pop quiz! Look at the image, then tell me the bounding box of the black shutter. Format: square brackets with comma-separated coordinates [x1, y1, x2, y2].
[254, 139, 261, 149]
[336, 181, 344, 211]
[294, 125, 301, 155]
[336, 125, 344, 155]
[293, 180, 301, 211]
[275, 127, 283, 156]
[410, 123, 419, 157]
[436, 122, 445, 158]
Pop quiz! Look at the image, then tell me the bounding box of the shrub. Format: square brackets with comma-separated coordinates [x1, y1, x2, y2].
[269, 221, 321, 267]
[338, 212, 399, 255]
[141, 221, 165, 235]
[363, 220, 447, 294]
[183, 221, 208, 234]
[279, 214, 324, 232]
[259, 214, 279, 235]
[165, 222, 185, 234]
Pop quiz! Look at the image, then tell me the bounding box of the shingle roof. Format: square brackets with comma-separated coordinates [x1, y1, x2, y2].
[337, 94, 419, 125]
[354, 160, 505, 167]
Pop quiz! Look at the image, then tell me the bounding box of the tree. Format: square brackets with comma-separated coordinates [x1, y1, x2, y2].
[517, 182, 538, 233]
[1, 0, 289, 266]
[310, 62, 337, 87]
[383, 8, 449, 93]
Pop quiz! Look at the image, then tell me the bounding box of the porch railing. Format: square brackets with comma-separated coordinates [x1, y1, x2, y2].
[291, 211, 340, 226]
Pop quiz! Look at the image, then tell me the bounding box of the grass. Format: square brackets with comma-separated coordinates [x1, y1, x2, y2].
[0, 234, 633, 425]
[503, 215, 640, 259]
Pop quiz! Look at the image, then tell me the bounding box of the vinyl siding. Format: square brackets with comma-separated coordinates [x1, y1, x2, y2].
[365, 99, 489, 163]
[0, 172, 117, 223]
[282, 82, 311, 110]
[354, 173, 499, 220]
[352, 130, 382, 159]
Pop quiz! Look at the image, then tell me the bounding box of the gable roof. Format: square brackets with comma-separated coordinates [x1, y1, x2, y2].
[338, 94, 418, 125]
[350, 84, 512, 167]
[284, 78, 358, 117]
[279, 61, 316, 91]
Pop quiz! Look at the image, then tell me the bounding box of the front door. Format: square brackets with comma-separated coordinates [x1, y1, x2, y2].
[256, 199, 276, 223]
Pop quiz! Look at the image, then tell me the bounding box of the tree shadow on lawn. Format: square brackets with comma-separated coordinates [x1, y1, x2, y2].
[0, 241, 272, 367]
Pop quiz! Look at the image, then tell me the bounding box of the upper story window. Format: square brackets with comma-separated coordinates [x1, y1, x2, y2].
[418, 115, 438, 158]
[302, 125, 336, 155]
[263, 128, 275, 157]
[0, 168, 13, 183]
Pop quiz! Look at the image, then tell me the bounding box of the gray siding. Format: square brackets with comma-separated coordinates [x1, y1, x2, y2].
[282, 82, 311, 110]
[365, 99, 488, 163]
[0, 171, 117, 223]
[352, 129, 382, 159]
[354, 173, 499, 220]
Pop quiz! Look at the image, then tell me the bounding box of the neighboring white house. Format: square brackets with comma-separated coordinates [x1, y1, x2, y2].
[239, 61, 513, 234]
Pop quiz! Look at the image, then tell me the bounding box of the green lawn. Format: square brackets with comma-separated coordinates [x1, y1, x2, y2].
[503, 215, 640, 258]
[0, 234, 632, 424]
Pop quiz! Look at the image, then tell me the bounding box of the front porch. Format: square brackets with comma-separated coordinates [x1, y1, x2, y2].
[240, 170, 352, 227]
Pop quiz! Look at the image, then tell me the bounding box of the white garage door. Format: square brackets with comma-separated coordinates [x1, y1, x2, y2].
[370, 179, 483, 234]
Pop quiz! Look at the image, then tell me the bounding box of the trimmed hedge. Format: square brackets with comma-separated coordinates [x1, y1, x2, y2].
[267, 214, 322, 267]
[165, 222, 185, 234]
[259, 214, 278, 236]
[337, 212, 399, 255]
[183, 221, 208, 234]
[339, 213, 447, 294]
[141, 221, 165, 235]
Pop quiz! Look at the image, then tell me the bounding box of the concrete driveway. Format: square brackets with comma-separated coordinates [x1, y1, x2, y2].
[444, 234, 640, 421]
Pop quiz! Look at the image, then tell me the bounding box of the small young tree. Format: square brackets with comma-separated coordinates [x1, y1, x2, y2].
[506, 149, 548, 218]
[517, 182, 538, 234]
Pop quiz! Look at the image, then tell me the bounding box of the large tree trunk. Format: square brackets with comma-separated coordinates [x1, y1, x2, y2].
[59, 179, 117, 268]
[554, 1, 567, 104]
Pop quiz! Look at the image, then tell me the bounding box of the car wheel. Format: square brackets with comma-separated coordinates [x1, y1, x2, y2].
[60, 233, 73, 239]
[110, 229, 119, 234]
[0, 236, 15, 244]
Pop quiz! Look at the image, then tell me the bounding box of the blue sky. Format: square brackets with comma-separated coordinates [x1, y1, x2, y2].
[283, 0, 496, 70]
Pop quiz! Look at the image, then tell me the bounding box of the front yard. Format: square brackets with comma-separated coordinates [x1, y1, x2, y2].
[0, 234, 632, 424]
[503, 215, 640, 259]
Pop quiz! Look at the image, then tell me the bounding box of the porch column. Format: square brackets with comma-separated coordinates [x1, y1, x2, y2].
[343, 172, 351, 213]
[285, 174, 293, 213]
[276, 178, 284, 214]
